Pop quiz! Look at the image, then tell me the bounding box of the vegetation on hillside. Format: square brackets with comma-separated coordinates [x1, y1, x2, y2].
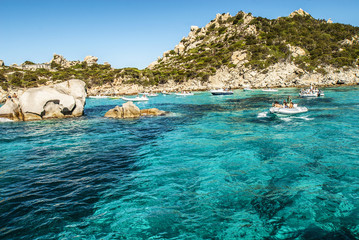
[0, 10, 358, 90]
[151, 12, 359, 82]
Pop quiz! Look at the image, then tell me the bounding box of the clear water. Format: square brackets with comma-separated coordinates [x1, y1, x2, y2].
[0, 87, 358, 239]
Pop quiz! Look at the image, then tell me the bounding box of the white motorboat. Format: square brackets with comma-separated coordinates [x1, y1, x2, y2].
[299, 90, 324, 97]
[161, 91, 172, 95]
[146, 93, 158, 97]
[122, 96, 149, 102]
[210, 89, 234, 95]
[270, 105, 308, 115]
[175, 92, 194, 96]
[262, 89, 278, 92]
[243, 88, 253, 91]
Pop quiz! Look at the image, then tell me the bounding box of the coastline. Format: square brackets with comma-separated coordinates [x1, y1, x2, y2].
[86, 82, 359, 97]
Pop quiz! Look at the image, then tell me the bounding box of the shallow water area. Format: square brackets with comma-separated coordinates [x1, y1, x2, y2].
[0, 87, 358, 239]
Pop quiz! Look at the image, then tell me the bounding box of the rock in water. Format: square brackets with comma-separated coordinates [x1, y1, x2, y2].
[140, 108, 166, 116]
[104, 102, 167, 119]
[20, 87, 76, 117]
[104, 106, 123, 118]
[0, 79, 87, 121]
[122, 101, 141, 118]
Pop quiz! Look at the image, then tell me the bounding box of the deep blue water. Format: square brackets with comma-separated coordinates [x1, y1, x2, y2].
[0, 87, 358, 239]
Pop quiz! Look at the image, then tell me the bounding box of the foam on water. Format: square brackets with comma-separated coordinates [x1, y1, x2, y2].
[257, 111, 269, 118]
[0, 118, 13, 122]
[280, 115, 314, 122]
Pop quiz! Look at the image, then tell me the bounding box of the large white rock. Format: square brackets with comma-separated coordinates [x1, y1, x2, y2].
[20, 87, 76, 116]
[0, 79, 88, 121]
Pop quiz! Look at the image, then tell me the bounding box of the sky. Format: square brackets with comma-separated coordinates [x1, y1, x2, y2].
[1, 0, 359, 69]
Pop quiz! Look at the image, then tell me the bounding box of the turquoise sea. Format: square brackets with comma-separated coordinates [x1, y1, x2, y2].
[0, 87, 358, 239]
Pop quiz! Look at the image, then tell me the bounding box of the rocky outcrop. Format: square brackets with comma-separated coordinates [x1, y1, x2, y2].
[287, 45, 307, 57]
[0, 79, 86, 121]
[104, 102, 167, 119]
[84, 56, 98, 66]
[231, 51, 248, 65]
[289, 9, 310, 18]
[51, 54, 99, 68]
[0, 60, 4, 66]
[51, 54, 80, 68]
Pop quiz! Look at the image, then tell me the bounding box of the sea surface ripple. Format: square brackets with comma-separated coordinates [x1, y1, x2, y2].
[0, 87, 358, 239]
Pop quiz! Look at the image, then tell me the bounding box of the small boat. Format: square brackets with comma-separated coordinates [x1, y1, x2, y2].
[122, 96, 149, 102]
[270, 104, 308, 115]
[175, 92, 194, 96]
[299, 89, 324, 97]
[210, 89, 234, 95]
[161, 91, 172, 95]
[243, 88, 253, 91]
[146, 93, 158, 97]
[262, 88, 278, 92]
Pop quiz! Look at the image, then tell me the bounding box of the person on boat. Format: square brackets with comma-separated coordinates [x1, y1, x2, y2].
[288, 100, 293, 108]
[287, 95, 292, 103]
[283, 100, 287, 108]
[272, 101, 281, 108]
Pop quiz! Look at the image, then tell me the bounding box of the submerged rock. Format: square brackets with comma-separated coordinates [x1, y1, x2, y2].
[140, 108, 166, 116]
[104, 102, 167, 119]
[0, 79, 87, 121]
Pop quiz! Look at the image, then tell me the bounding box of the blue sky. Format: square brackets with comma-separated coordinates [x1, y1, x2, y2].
[1, 0, 359, 69]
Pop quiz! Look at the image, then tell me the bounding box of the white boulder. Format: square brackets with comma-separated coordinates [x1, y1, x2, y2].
[0, 79, 87, 121]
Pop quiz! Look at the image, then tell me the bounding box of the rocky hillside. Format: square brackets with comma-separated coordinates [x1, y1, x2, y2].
[1, 9, 359, 98]
[147, 9, 359, 88]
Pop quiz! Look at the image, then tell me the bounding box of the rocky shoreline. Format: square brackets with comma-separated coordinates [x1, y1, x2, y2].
[0, 63, 358, 100]
[86, 62, 359, 96]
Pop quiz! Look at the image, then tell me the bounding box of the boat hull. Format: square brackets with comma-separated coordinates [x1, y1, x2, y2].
[262, 89, 278, 92]
[175, 93, 194, 96]
[122, 97, 149, 101]
[211, 92, 233, 95]
[270, 107, 308, 115]
[299, 93, 324, 97]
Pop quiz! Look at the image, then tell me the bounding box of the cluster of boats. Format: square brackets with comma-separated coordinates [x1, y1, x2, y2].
[90, 85, 324, 115]
[120, 91, 194, 102]
[269, 86, 325, 115]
